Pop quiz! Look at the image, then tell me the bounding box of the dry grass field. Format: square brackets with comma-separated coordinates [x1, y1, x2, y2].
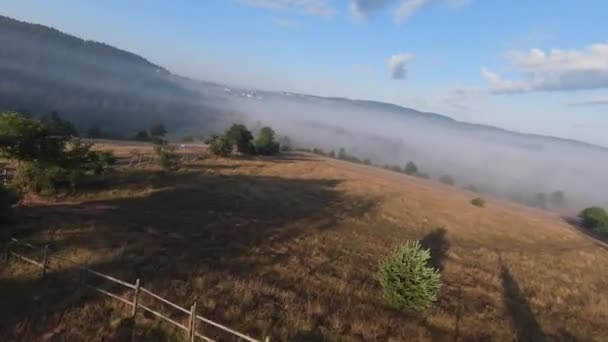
[1, 144, 607, 341]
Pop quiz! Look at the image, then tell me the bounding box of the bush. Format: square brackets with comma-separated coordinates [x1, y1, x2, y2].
[378, 241, 441, 313]
[471, 197, 485, 207]
[0, 183, 19, 224]
[225, 124, 255, 155]
[13, 162, 72, 194]
[255, 127, 280, 155]
[12, 140, 115, 194]
[439, 175, 455, 186]
[2, 113, 115, 194]
[404, 161, 419, 176]
[153, 138, 180, 170]
[209, 136, 233, 157]
[62, 139, 115, 176]
[579, 207, 608, 235]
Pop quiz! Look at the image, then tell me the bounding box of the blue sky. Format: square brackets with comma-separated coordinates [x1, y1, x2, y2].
[2, 0, 607, 146]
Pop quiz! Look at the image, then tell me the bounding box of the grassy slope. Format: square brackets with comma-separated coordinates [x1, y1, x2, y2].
[1, 150, 607, 341]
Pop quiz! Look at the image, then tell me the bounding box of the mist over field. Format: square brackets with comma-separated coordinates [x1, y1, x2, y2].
[1, 14, 607, 213]
[197, 84, 608, 212]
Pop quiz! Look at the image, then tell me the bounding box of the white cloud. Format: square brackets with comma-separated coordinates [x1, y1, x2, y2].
[241, 0, 335, 18]
[483, 43, 608, 93]
[388, 53, 414, 79]
[348, 0, 473, 24]
[350, 0, 390, 19]
[394, 0, 432, 23]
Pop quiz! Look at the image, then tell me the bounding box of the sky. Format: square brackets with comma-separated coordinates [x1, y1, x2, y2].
[2, 0, 607, 146]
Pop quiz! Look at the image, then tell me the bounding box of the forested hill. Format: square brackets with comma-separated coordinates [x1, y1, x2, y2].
[0, 15, 226, 136]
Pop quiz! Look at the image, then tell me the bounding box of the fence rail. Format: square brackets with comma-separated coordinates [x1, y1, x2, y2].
[3, 238, 264, 342]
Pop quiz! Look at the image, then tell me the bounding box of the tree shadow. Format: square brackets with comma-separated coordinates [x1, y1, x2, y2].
[420, 227, 449, 271]
[498, 253, 547, 342]
[2, 169, 379, 339]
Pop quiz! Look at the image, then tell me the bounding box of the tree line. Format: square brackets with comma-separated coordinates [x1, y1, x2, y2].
[208, 124, 281, 157]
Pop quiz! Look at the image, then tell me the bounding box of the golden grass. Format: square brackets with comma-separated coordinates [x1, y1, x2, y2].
[1, 149, 607, 341]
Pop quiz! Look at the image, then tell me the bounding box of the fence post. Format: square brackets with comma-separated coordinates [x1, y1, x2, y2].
[132, 278, 141, 317]
[188, 302, 197, 342]
[41, 245, 49, 277]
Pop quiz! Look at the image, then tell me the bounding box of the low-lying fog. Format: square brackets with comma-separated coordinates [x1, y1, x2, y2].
[199, 84, 608, 214]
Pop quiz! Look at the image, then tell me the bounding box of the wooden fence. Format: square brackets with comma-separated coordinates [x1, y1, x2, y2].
[3, 238, 264, 342]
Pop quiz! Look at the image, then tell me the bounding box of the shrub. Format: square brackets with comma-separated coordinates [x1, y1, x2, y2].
[471, 197, 485, 207]
[12, 139, 115, 194]
[0, 183, 19, 224]
[62, 139, 115, 176]
[579, 207, 608, 234]
[439, 175, 455, 186]
[13, 162, 72, 194]
[378, 241, 441, 313]
[255, 127, 281, 155]
[153, 138, 180, 170]
[404, 161, 419, 176]
[225, 124, 255, 155]
[209, 135, 233, 157]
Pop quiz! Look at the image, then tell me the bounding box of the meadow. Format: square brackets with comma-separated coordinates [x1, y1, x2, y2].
[1, 145, 607, 341]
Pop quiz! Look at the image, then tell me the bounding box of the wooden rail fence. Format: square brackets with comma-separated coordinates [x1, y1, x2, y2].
[3, 238, 264, 342]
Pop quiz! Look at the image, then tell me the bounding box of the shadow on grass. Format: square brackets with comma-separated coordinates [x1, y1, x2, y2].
[2, 168, 379, 339]
[420, 227, 449, 271]
[498, 254, 547, 342]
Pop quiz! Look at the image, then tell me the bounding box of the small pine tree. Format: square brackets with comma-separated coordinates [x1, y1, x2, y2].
[378, 241, 441, 313]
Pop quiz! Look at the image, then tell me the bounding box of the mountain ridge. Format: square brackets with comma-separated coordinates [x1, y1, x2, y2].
[0, 14, 605, 151]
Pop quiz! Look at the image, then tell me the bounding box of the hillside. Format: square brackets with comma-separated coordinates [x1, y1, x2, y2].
[1, 147, 607, 341]
[2, 14, 608, 210]
[0, 15, 227, 135]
